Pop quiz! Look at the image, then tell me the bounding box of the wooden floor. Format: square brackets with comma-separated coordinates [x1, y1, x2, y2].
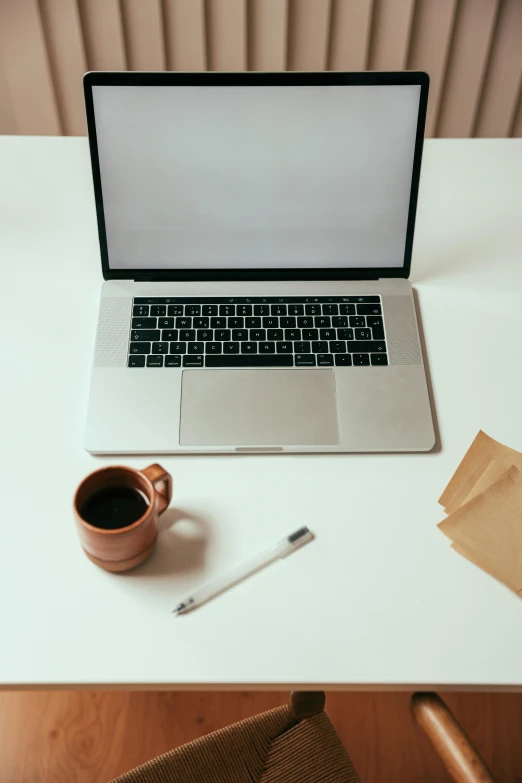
[0, 691, 521, 782]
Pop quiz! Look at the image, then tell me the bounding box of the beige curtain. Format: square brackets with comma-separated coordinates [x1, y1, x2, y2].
[0, 0, 520, 138]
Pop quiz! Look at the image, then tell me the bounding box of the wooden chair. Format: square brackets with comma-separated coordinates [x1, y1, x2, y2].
[111, 691, 361, 782]
[111, 691, 496, 783]
[411, 692, 496, 783]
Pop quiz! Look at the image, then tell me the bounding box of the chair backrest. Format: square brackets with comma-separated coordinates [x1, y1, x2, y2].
[111, 692, 361, 783]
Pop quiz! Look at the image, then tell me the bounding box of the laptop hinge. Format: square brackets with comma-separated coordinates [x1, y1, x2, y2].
[132, 274, 382, 283]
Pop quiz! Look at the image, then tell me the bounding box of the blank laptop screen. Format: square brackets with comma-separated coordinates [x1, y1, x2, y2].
[92, 84, 421, 271]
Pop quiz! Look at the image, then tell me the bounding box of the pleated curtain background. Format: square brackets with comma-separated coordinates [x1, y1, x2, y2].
[0, 0, 521, 138]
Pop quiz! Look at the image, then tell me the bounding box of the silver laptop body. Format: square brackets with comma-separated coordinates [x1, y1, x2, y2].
[84, 71, 435, 455]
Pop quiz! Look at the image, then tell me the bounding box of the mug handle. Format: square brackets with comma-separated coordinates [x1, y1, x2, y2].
[142, 464, 172, 515]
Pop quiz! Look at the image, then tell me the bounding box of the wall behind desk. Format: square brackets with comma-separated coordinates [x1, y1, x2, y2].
[0, 0, 521, 138]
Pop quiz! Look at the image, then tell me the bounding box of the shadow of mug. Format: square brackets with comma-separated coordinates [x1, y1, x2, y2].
[132, 507, 211, 579]
[113, 506, 213, 612]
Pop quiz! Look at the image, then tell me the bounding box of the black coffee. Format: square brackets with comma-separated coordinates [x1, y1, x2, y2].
[80, 486, 149, 530]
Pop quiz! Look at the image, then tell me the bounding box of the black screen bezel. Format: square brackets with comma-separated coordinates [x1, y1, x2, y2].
[83, 70, 429, 281]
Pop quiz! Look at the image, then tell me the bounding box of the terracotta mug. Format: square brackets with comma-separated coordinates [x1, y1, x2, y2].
[74, 464, 172, 573]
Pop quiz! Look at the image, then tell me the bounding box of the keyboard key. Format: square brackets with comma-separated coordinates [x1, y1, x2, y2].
[176, 317, 192, 329]
[152, 342, 169, 354]
[237, 305, 252, 316]
[211, 317, 227, 328]
[276, 342, 292, 353]
[186, 305, 200, 316]
[128, 355, 145, 367]
[193, 317, 209, 329]
[170, 342, 186, 354]
[188, 342, 204, 354]
[245, 317, 261, 328]
[132, 317, 156, 329]
[305, 304, 321, 315]
[317, 354, 334, 366]
[337, 329, 354, 340]
[165, 355, 182, 367]
[371, 353, 388, 365]
[232, 329, 248, 341]
[347, 341, 386, 354]
[349, 316, 365, 328]
[285, 329, 301, 341]
[297, 316, 314, 328]
[368, 316, 385, 340]
[267, 329, 283, 341]
[215, 329, 231, 341]
[202, 305, 218, 316]
[158, 317, 174, 329]
[319, 328, 336, 340]
[259, 342, 275, 353]
[241, 342, 258, 353]
[229, 317, 244, 329]
[250, 329, 266, 341]
[183, 355, 204, 367]
[294, 341, 311, 353]
[133, 305, 149, 317]
[295, 354, 316, 366]
[223, 342, 240, 354]
[254, 305, 269, 315]
[335, 354, 352, 366]
[280, 316, 296, 328]
[288, 304, 304, 315]
[322, 304, 338, 315]
[150, 305, 166, 317]
[263, 317, 279, 328]
[179, 329, 196, 341]
[339, 304, 356, 315]
[220, 305, 235, 316]
[206, 342, 222, 354]
[206, 355, 293, 368]
[131, 329, 160, 342]
[271, 304, 287, 315]
[315, 316, 331, 328]
[353, 353, 370, 366]
[303, 329, 319, 340]
[355, 328, 371, 340]
[329, 341, 346, 353]
[147, 355, 163, 367]
[162, 329, 178, 341]
[197, 329, 213, 341]
[130, 342, 151, 354]
[312, 341, 328, 353]
[357, 304, 381, 315]
[332, 316, 348, 327]
[167, 305, 183, 316]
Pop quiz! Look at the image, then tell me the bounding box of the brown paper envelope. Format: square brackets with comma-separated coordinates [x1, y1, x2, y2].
[439, 467, 522, 595]
[446, 458, 508, 514]
[439, 431, 522, 512]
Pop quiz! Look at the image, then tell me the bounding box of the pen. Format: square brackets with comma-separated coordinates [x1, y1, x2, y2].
[173, 526, 314, 615]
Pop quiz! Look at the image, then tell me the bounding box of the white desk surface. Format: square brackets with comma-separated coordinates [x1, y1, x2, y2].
[1, 137, 522, 691]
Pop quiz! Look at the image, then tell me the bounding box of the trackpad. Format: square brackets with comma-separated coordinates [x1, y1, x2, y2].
[180, 370, 340, 447]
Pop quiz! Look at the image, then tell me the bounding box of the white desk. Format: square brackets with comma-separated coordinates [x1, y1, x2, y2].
[1, 138, 522, 691]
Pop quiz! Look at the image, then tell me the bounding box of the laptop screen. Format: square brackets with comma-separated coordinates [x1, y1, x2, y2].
[91, 82, 422, 273]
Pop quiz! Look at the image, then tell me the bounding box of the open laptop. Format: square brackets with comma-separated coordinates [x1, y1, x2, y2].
[83, 71, 435, 454]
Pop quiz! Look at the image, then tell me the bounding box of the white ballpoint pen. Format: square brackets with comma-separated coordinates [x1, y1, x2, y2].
[173, 526, 314, 615]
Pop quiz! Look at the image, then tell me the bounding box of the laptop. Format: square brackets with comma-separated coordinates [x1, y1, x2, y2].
[83, 71, 435, 454]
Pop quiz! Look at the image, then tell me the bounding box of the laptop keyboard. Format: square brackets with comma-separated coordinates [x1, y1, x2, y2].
[128, 296, 387, 368]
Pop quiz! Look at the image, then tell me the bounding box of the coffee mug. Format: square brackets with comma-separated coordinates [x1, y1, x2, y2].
[74, 464, 172, 573]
